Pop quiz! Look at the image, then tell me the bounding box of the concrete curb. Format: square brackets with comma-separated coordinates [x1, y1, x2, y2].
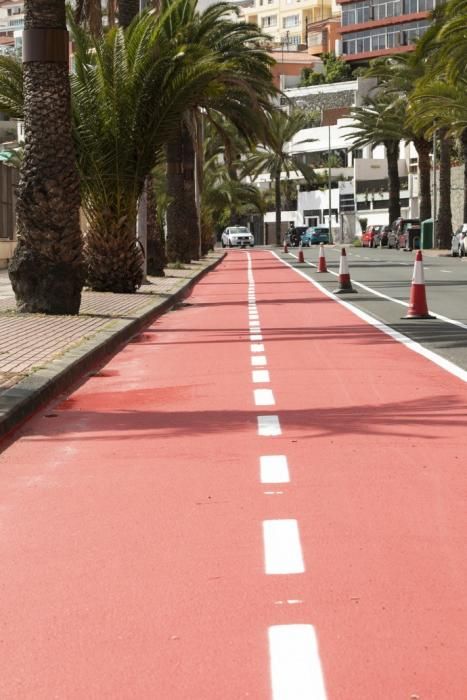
[0, 253, 225, 440]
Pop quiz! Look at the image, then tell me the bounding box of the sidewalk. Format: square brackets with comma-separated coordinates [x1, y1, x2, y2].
[0, 253, 224, 438]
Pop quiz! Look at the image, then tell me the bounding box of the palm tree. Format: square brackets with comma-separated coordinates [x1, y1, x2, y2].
[71, 7, 228, 291]
[364, 55, 432, 222]
[246, 109, 316, 245]
[347, 95, 405, 225]
[75, 0, 103, 35]
[163, 0, 276, 262]
[8, 0, 83, 314]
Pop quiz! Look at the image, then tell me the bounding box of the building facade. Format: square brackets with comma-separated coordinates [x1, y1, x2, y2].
[337, 0, 436, 62]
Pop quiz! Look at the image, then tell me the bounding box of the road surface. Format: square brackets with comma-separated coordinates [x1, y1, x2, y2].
[0, 249, 466, 698]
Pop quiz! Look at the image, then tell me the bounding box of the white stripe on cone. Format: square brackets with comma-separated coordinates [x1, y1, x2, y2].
[339, 247, 349, 276]
[412, 250, 425, 284]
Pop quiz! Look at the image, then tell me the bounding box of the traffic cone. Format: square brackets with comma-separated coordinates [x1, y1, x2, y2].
[283, 241, 288, 253]
[316, 243, 327, 273]
[298, 248, 305, 263]
[402, 250, 435, 319]
[333, 247, 357, 294]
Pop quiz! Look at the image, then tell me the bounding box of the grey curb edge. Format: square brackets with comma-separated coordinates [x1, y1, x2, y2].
[0, 253, 226, 441]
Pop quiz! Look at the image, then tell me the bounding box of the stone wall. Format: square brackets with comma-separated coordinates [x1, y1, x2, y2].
[451, 166, 465, 229]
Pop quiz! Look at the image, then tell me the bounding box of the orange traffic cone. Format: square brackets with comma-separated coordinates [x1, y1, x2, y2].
[298, 248, 305, 263]
[283, 241, 288, 253]
[333, 247, 357, 294]
[316, 243, 327, 273]
[403, 250, 435, 319]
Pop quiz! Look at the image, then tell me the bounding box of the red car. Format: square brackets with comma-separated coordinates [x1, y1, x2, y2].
[361, 225, 384, 247]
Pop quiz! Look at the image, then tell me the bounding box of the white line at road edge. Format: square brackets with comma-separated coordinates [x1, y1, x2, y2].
[274, 251, 467, 383]
[263, 520, 305, 574]
[289, 250, 467, 333]
[268, 625, 328, 700]
[260, 455, 290, 483]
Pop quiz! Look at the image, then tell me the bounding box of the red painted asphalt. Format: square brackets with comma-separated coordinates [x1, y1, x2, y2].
[1, 250, 466, 698]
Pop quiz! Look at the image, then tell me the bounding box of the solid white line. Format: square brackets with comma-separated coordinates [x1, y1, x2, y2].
[440, 269, 452, 273]
[251, 355, 267, 366]
[254, 388, 275, 406]
[252, 369, 270, 383]
[268, 625, 327, 700]
[250, 334, 263, 341]
[281, 252, 467, 383]
[260, 455, 290, 483]
[251, 343, 264, 352]
[257, 415, 281, 436]
[262, 520, 304, 574]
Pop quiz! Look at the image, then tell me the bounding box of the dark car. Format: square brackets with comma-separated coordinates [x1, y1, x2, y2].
[391, 218, 421, 250]
[375, 225, 392, 247]
[286, 226, 307, 247]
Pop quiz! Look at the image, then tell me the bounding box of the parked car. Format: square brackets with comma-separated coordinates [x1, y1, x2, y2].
[391, 218, 421, 250]
[451, 224, 467, 257]
[375, 225, 392, 247]
[301, 226, 330, 246]
[221, 226, 254, 248]
[286, 226, 307, 247]
[362, 225, 384, 247]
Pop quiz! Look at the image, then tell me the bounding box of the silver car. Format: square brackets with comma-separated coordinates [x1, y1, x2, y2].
[451, 224, 467, 257]
[221, 226, 254, 248]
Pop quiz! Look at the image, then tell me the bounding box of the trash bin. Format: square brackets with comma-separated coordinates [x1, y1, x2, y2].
[421, 218, 434, 249]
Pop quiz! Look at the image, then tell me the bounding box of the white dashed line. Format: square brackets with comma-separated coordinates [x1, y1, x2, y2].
[260, 455, 290, 483]
[252, 370, 270, 383]
[251, 343, 264, 352]
[254, 388, 275, 406]
[251, 355, 267, 366]
[268, 625, 328, 700]
[257, 415, 281, 436]
[250, 334, 263, 341]
[262, 520, 304, 574]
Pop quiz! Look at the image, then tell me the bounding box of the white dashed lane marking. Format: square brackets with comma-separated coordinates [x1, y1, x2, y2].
[250, 334, 263, 341]
[251, 355, 267, 366]
[251, 343, 265, 352]
[252, 370, 270, 383]
[268, 625, 328, 700]
[262, 520, 305, 574]
[254, 389, 275, 406]
[257, 415, 281, 436]
[260, 455, 290, 483]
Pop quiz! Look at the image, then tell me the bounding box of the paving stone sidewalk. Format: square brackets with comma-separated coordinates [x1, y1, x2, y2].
[0, 253, 224, 437]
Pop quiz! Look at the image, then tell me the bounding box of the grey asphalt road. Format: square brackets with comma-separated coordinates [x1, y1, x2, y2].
[278, 245, 467, 373]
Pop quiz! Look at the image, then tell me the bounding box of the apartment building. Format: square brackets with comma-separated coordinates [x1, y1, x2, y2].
[337, 0, 436, 62]
[242, 0, 338, 48]
[0, 0, 24, 57]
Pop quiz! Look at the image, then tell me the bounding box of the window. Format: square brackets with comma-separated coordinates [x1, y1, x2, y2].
[261, 14, 277, 26]
[342, 20, 430, 55]
[342, 1, 371, 26]
[282, 14, 300, 28]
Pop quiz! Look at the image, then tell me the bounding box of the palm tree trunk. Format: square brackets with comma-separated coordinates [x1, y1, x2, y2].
[413, 137, 431, 223]
[146, 173, 166, 276]
[166, 129, 191, 264]
[461, 128, 467, 224]
[437, 130, 452, 248]
[118, 0, 139, 27]
[181, 121, 200, 261]
[385, 140, 400, 225]
[274, 169, 281, 246]
[9, 0, 83, 314]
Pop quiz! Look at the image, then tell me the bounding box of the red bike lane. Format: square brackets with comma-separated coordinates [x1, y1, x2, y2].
[0, 249, 466, 698]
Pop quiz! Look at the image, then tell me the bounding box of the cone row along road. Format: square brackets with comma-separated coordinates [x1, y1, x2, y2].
[1, 248, 466, 698]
